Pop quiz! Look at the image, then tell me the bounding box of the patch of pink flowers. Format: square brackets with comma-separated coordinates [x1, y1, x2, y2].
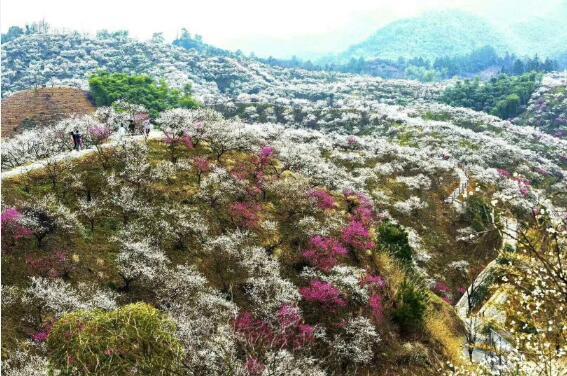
[234, 305, 314, 351]
[1, 207, 23, 224]
[258, 146, 275, 166]
[497, 168, 512, 178]
[234, 312, 274, 347]
[245, 357, 265, 376]
[31, 331, 49, 343]
[276, 304, 315, 349]
[88, 126, 112, 143]
[369, 294, 384, 322]
[1, 207, 32, 244]
[347, 136, 359, 146]
[182, 133, 194, 149]
[229, 202, 262, 230]
[300, 280, 347, 310]
[343, 189, 375, 225]
[193, 157, 211, 174]
[434, 281, 451, 294]
[361, 274, 387, 289]
[31, 322, 53, 343]
[303, 236, 348, 272]
[26, 250, 72, 278]
[308, 189, 337, 210]
[433, 281, 453, 304]
[341, 220, 375, 252]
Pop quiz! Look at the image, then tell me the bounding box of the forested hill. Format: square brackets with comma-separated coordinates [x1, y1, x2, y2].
[332, 11, 509, 62]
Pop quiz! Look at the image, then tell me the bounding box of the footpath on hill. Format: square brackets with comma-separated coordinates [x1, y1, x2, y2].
[1, 131, 163, 181]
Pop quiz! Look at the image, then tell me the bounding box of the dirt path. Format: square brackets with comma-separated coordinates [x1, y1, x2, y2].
[455, 216, 519, 367]
[445, 165, 469, 207]
[1, 131, 163, 181]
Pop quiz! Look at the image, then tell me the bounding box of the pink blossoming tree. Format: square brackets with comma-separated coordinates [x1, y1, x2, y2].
[303, 236, 348, 272]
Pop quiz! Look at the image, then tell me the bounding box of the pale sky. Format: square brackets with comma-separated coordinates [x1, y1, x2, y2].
[0, 0, 561, 58]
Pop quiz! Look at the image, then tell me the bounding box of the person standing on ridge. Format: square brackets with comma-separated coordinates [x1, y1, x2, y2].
[143, 120, 153, 139]
[77, 129, 84, 151]
[117, 124, 127, 139]
[69, 130, 78, 150]
[128, 119, 136, 135]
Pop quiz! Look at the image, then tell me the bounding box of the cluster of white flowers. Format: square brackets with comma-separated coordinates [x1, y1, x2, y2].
[4, 277, 117, 320]
[1, 114, 105, 169]
[393, 196, 429, 215]
[329, 317, 380, 365]
[115, 238, 170, 284]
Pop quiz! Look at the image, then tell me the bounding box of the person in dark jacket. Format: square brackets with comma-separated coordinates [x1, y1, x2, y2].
[128, 119, 136, 135]
[76, 130, 84, 150]
[70, 130, 79, 151]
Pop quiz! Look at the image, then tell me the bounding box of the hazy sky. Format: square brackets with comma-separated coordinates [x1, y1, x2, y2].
[1, 0, 563, 58]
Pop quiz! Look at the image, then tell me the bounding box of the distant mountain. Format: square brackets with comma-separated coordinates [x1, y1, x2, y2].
[331, 10, 510, 63]
[499, 17, 567, 59]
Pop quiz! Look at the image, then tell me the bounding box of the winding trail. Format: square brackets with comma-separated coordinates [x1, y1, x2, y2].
[445, 165, 469, 208]
[1, 131, 163, 181]
[455, 217, 519, 367]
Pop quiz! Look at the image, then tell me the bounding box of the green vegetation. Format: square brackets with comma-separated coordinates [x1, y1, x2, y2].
[88, 72, 199, 118]
[462, 196, 493, 232]
[440, 72, 542, 119]
[261, 46, 559, 83]
[47, 303, 184, 375]
[392, 279, 429, 332]
[378, 222, 414, 264]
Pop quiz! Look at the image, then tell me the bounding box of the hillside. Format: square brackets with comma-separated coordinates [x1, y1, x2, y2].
[1, 30, 566, 376]
[2, 102, 566, 374]
[0, 32, 444, 106]
[333, 11, 509, 62]
[1, 88, 95, 137]
[514, 73, 567, 137]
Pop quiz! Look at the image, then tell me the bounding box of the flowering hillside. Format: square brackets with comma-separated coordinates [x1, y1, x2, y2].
[515, 73, 567, 137]
[1, 32, 442, 105]
[1, 30, 566, 376]
[2, 103, 566, 374]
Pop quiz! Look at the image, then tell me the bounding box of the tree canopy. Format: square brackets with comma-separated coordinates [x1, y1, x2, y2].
[440, 72, 542, 119]
[88, 71, 200, 119]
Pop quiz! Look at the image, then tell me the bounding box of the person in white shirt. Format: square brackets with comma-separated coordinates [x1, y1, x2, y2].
[143, 120, 153, 138]
[117, 124, 127, 139]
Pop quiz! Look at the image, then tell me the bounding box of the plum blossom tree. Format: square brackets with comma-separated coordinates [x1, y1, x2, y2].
[2, 277, 117, 330]
[300, 280, 347, 311]
[193, 156, 212, 184]
[341, 220, 375, 254]
[151, 264, 241, 375]
[156, 108, 196, 162]
[77, 197, 106, 233]
[329, 317, 380, 366]
[229, 202, 262, 230]
[1, 207, 33, 252]
[19, 194, 84, 249]
[302, 236, 348, 273]
[494, 211, 567, 373]
[308, 189, 337, 210]
[234, 304, 315, 352]
[115, 238, 169, 291]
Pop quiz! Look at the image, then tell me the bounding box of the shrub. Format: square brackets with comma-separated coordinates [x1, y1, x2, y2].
[392, 280, 428, 333]
[47, 303, 184, 375]
[378, 222, 413, 264]
[341, 220, 375, 252]
[462, 196, 493, 232]
[300, 280, 347, 311]
[88, 71, 199, 118]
